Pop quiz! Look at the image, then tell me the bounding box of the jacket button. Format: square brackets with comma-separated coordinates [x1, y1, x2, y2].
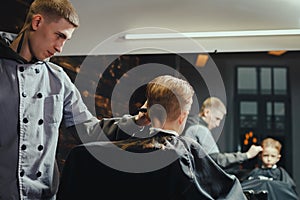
[38, 119, 43, 125]
[20, 170, 25, 177]
[36, 171, 42, 177]
[35, 68, 40, 73]
[21, 144, 26, 150]
[37, 145, 44, 151]
[22, 92, 27, 97]
[37, 93, 43, 98]
[23, 118, 28, 123]
[19, 67, 24, 72]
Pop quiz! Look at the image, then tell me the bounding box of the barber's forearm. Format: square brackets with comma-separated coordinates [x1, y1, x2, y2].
[209, 152, 247, 168]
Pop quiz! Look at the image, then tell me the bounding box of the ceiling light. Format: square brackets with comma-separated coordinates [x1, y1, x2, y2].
[124, 29, 300, 40]
[195, 54, 209, 67]
[268, 50, 287, 56]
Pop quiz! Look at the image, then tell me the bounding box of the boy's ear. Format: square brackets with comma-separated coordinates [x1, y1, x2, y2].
[178, 111, 188, 125]
[275, 154, 281, 163]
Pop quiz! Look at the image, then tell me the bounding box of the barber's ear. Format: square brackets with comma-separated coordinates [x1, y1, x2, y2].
[31, 14, 43, 30]
[203, 108, 210, 117]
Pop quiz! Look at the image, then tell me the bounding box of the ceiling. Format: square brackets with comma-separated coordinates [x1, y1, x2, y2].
[66, 0, 300, 55]
[2, 0, 300, 55]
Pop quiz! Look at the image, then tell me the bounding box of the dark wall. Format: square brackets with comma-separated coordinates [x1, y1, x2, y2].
[210, 51, 300, 195]
[52, 51, 300, 196]
[0, 0, 34, 33]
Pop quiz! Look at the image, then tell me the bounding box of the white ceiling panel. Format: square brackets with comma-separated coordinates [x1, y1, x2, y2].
[61, 0, 300, 55]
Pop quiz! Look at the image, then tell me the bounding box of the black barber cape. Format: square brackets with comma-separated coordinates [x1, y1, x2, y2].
[241, 167, 299, 200]
[57, 130, 246, 200]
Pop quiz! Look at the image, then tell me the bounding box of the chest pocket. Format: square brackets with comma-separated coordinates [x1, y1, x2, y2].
[44, 94, 63, 124]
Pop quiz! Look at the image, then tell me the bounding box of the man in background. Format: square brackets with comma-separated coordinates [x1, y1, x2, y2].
[182, 97, 262, 172]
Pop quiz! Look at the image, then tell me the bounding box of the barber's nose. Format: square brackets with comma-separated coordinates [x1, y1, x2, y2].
[55, 45, 63, 53]
[54, 41, 65, 53]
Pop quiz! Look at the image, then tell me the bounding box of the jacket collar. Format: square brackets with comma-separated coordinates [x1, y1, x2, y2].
[149, 127, 179, 137]
[0, 31, 39, 64]
[198, 116, 209, 128]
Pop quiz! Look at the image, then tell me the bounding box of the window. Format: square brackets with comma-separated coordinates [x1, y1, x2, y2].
[235, 66, 291, 171]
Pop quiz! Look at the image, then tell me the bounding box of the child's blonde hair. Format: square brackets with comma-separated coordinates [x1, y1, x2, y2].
[261, 137, 282, 153]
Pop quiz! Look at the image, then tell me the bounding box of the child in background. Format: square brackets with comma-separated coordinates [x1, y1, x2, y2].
[242, 137, 299, 200]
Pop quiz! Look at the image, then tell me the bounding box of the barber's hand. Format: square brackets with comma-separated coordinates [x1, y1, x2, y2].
[134, 101, 151, 126]
[246, 145, 263, 159]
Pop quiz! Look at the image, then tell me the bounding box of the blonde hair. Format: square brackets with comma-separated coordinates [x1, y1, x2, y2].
[261, 138, 282, 153]
[200, 97, 226, 115]
[146, 75, 194, 122]
[20, 0, 79, 34]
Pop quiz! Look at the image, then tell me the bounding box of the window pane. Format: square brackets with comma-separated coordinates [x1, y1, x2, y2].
[274, 68, 287, 95]
[275, 102, 285, 130]
[241, 102, 257, 115]
[267, 102, 272, 115]
[266, 102, 272, 129]
[266, 102, 286, 130]
[238, 68, 257, 94]
[261, 68, 271, 94]
[274, 102, 285, 116]
[240, 101, 257, 128]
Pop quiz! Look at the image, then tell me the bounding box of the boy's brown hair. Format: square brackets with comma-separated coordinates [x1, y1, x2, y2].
[146, 75, 194, 122]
